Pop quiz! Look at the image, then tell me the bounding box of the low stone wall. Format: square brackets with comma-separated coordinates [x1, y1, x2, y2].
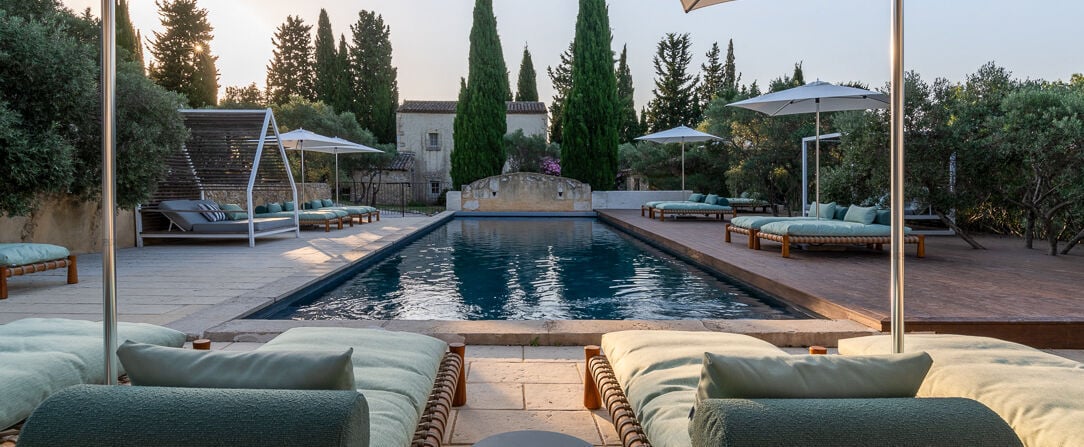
[591, 190, 690, 209]
[460, 173, 591, 212]
[0, 195, 136, 254]
[201, 183, 330, 207]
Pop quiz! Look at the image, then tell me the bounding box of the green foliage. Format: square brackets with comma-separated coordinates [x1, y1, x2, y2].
[220, 83, 266, 109]
[450, 0, 509, 189]
[266, 15, 314, 105]
[0, 6, 186, 216]
[272, 96, 393, 188]
[116, 0, 143, 67]
[313, 9, 351, 114]
[699, 42, 724, 112]
[645, 33, 700, 132]
[348, 10, 399, 143]
[149, 0, 218, 107]
[561, 0, 619, 191]
[515, 45, 539, 102]
[721, 39, 741, 100]
[546, 42, 573, 143]
[616, 44, 641, 143]
[504, 130, 558, 173]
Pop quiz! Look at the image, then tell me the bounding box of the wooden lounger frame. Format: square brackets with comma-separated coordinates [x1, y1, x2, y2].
[583, 346, 651, 447]
[724, 223, 761, 249]
[299, 215, 348, 232]
[1, 256, 77, 299]
[412, 343, 467, 447]
[756, 233, 926, 258]
[652, 207, 735, 222]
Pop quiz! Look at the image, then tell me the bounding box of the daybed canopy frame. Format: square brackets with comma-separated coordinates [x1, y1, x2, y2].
[136, 109, 300, 247]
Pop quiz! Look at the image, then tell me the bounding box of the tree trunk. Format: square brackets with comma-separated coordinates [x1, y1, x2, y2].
[936, 210, 985, 249]
[1024, 208, 1035, 249]
[1061, 227, 1084, 255]
[1045, 218, 1059, 256]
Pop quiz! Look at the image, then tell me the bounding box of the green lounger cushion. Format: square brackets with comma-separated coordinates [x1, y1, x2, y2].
[117, 341, 355, 390]
[759, 220, 910, 237]
[258, 327, 447, 447]
[0, 243, 69, 267]
[18, 385, 370, 447]
[690, 397, 1022, 447]
[729, 216, 814, 230]
[0, 318, 185, 430]
[654, 202, 732, 211]
[844, 205, 878, 224]
[601, 330, 787, 447]
[329, 206, 376, 216]
[697, 352, 931, 401]
[840, 334, 1084, 447]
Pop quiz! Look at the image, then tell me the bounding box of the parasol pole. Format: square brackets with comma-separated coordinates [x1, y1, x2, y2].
[100, 0, 119, 385]
[890, 0, 906, 354]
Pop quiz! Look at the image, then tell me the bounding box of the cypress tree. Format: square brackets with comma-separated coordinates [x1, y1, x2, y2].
[515, 44, 538, 102]
[616, 44, 640, 143]
[313, 9, 351, 113]
[348, 11, 399, 143]
[561, 0, 619, 190]
[546, 42, 573, 143]
[266, 15, 314, 105]
[450, 0, 510, 189]
[336, 34, 352, 113]
[148, 0, 217, 107]
[645, 33, 699, 131]
[721, 38, 741, 100]
[115, 0, 143, 67]
[699, 41, 724, 111]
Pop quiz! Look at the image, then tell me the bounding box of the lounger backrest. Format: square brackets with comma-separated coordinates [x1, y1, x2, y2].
[157, 200, 212, 231]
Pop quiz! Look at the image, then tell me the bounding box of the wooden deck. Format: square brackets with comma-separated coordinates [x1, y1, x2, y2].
[599, 209, 1084, 348]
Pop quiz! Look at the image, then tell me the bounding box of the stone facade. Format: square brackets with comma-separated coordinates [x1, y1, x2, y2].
[461, 173, 591, 212]
[0, 195, 136, 254]
[395, 100, 547, 190]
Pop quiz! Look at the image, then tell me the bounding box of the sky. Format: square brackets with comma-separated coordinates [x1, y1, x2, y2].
[63, 0, 1083, 110]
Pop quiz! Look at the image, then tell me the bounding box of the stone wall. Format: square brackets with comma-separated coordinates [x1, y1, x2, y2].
[461, 173, 591, 212]
[201, 183, 331, 206]
[0, 195, 136, 254]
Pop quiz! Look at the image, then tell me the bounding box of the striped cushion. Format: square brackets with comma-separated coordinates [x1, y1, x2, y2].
[196, 203, 227, 222]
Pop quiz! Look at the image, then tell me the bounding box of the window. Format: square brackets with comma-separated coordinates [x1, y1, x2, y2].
[430, 181, 442, 195]
[426, 132, 440, 150]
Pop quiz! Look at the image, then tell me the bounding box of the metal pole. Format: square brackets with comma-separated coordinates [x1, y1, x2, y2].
[814, 100, 821, 218]
[801, 139, 808, 216]
[100, 0, 119, 385]
[890, 0, 906, 354]
[300, 147, 306, 203]
[681, 140, 686, 192]
[334, 152, 340, 205]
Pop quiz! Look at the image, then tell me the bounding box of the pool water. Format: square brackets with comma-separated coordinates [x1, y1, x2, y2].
[275, 218, 806, 320]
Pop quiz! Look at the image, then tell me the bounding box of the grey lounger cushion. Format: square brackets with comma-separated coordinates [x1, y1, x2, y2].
[18, 385, 369, 447]
[189, 217, 294, 233]
[690, 397, 1022, 447]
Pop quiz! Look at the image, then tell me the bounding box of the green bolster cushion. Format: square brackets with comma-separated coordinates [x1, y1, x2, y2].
[697, 352, 932, 401]
[18, 384, 370, 447]
[117, 341, 355, 390]
[716, 197, 729, 206]
[690, 397, 1022, 447]
[255, 204, 268, 214]
[875, 209, 891, 225]
[833, 205, 849, 220]
[844, 205, 878, 225]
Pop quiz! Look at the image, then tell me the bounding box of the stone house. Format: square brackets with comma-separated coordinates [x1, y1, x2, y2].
[395, 100, 547, 198]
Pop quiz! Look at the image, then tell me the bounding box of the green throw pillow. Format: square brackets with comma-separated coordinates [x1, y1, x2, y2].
[704, 194, 720, 206]
[808, 201, 836, 219]
[266, 203, 283, 214]
[716, 197, 730, 207]
[283, 201, 296, 211]
[309, 200, 324, 210]
[218, 203, 247, 221]
[688, 193, 706, 203]
[322, 199, 334, 207]
[834, 205, 849, 221]
[117, 341, 356, 390]
[845, 205, 878, 225]
[255, 205, 268, 214]
[696, 351, 932, 402]
[875, 209, 891, 225]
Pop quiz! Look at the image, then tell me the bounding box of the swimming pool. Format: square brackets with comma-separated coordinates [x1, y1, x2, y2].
[266, 217, 808, 320]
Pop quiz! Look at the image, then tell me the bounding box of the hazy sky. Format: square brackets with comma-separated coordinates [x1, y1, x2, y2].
[64, 0, 1082, 109]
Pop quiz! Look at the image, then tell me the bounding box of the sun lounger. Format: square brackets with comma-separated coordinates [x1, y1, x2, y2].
[641, 193, 709, 218]
[652, 202, 735, 221]
[0, 318, 185, 431]
[0, 244, 77, 299]
[725, 216, 814, 249]
[138, 199, 298, 247]
[725, 197, 771, 213]
[304, 199, 381, 224]
[756, 219, 925, 258]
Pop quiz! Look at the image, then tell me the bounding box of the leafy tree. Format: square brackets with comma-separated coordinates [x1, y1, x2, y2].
[450, 0, 509, 188]
[699, 42, 724, 112]
[115, 0, 143, 67]
[991, 84, 1084, 255]
[265, 15, 314, 105]
[313, 10, 351, 114]
[220, 83, 265, 108]
[504, 129, 558, 173]
[615, 44, 640, 143]
[546, 42, 573, 143]
[148, 0, 218, 107]
[515, 44, 539, 102]
[645, 33, 699, 132]
[348, 10, 399, 143]
[561, 0, 619, 190]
